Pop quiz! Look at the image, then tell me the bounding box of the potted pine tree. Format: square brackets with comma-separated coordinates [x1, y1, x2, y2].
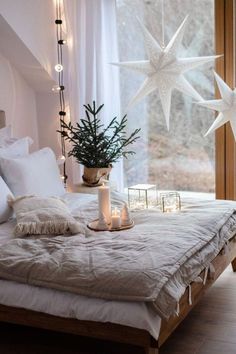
[58, 102, 140, 186]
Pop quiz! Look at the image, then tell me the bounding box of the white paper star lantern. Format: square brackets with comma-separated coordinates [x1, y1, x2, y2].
[197, 71, 236, 140]
[113, 16, 219, 130]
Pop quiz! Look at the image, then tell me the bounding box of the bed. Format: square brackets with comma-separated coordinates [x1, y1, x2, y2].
[0, 192, 235, 354]
[0, 119, 236, 354]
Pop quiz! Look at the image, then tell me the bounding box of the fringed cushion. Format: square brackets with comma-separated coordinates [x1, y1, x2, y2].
[8, 195, 84, 237]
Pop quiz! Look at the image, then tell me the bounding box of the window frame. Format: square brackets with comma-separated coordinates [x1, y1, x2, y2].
[215, 0, 235, 200]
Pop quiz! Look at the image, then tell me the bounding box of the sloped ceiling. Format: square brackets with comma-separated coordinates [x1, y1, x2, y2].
[0, 14, 56, 92]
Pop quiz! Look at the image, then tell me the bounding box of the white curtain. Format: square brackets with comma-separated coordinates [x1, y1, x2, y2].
[64, 0, 123, 191]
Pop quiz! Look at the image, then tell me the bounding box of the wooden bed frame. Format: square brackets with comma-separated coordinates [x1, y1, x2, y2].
[0, 236, 235, 354]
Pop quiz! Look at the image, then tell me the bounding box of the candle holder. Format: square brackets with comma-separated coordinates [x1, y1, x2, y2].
[121, 203, 132, 226]
[159, 192, 181, 213]
[87, 219, 134, 232]
[128, 184, 157, 209]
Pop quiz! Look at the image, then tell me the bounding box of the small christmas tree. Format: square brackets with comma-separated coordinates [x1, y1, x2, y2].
[58, 101, 140, 168]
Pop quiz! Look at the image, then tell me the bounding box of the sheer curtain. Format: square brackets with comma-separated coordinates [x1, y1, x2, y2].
[64, 0, 123, 191]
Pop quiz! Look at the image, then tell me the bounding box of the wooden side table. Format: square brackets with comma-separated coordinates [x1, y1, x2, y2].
[73, 181, 118, 194]
[74, 183, 99, 194]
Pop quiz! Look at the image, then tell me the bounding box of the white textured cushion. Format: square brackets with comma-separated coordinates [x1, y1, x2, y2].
[0, 137, 32, 158]
[8, 195, 84, 236]
[0, 147, 65, 197]
[0, 176, 13, 223]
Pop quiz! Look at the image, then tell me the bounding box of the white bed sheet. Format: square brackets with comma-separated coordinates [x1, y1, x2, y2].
[0, 193, 161, 340]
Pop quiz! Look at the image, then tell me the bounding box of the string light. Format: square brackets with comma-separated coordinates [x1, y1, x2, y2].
[54, 0, 68, 186]
[55, 63, 63, 72]
[58, 39, 67, 45]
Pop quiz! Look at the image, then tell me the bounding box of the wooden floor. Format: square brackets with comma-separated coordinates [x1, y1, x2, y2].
[0, 266, 235, 354]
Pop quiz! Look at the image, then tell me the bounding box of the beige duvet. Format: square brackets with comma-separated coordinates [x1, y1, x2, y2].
[0, 193, 235, 319]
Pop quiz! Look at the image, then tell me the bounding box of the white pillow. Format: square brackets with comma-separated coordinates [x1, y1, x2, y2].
[0, 137, 32, 158]
[0, 147, 65, 197]
[0, 176, 13, 223]
[0, 125, 11, 146]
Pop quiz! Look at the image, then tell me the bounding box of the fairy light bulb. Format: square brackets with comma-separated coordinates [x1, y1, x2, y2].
[52, 85, 65, 92]
[57, 155, 66, 165]
[52, 85, 61, 92]
[55, 64, 63, 72]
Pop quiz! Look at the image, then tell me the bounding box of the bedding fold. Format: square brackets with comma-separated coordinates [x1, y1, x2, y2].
[0, 193, 235, 319]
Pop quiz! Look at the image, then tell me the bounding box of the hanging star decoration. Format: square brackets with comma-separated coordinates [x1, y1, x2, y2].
[197, 71, 236, 140]
[112, 16, 219, 130]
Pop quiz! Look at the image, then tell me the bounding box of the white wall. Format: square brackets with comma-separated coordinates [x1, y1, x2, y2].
[0, 52, 39, 149]
[0, 0, 72, 180]
[0, 0, 63, 153]
[36, 92, 61, 153]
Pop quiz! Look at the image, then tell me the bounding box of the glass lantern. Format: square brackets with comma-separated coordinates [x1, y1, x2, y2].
[159, 192, 181, 212]
[128, 184, 158, 209]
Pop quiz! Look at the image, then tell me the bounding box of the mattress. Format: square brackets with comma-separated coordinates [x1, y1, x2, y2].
[0, 194, 161, 340]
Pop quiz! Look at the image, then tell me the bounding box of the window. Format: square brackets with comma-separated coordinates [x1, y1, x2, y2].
[117, 0, 215, 194]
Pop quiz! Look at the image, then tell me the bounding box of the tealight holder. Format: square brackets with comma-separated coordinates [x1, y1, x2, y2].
[159, 192, 181, 213]
[128, 184, 158, 209]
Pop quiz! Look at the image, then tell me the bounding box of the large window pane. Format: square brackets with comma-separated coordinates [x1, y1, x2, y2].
[117, 0, 215, 193]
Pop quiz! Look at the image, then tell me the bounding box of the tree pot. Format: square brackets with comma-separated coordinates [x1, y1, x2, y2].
[82, 166, 112, 187]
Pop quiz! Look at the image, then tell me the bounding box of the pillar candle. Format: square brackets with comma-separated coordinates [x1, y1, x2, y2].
[98, 183, 111, 223]
[111, 207, 121, 229]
